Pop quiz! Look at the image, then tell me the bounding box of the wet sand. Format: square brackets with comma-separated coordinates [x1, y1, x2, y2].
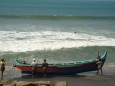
[14, 74, 115, 86]
[1, 66, 115, 86]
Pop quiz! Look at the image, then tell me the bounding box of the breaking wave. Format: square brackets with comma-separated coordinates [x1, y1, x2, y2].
[0, 31, 115, 52]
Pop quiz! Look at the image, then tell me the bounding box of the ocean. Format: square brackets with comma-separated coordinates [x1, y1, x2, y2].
[0, 0, 115, 66]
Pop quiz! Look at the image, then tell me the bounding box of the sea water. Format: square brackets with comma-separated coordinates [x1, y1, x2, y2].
[0, 0, 115, 66]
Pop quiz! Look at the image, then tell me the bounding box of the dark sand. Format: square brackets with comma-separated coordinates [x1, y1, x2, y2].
[1, 66, 115, 86]
[15, 74, 115, 86]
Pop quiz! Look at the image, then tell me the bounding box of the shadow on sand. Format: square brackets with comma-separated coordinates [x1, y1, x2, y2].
[20, 74, 88, 79]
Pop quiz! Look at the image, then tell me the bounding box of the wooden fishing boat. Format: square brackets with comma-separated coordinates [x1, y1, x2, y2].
[15, 51, 107, 75]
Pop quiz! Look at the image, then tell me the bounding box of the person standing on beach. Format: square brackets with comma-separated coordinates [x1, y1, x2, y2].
[96, 52, 103, 75]
[42, 59, 48, 78]
[97, 52, 101, 59]
[30, 59, 38, 78]
[0, 59, 5, 77]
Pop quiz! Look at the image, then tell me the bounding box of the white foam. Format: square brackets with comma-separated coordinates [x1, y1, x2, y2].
[0, 31, 115, 52]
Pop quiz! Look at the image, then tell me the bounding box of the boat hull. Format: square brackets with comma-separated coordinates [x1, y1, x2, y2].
[15, 52, 107, 75]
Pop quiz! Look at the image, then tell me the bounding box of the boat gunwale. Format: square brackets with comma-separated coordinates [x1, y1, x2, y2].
[15, 51, 107, 68]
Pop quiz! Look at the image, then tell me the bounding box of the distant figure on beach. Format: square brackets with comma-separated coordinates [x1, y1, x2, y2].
[0, 59, 5, 78]
[42, 59, 48, 78]
[30, 59, 38, 78]
[97, 52, 101, 59]
[96, 52, 103, 75]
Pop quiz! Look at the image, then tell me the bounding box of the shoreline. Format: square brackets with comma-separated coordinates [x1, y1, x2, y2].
[1, 73, 115, 86]
[0, 66, 115, 86]
[1, 65, 115, 79]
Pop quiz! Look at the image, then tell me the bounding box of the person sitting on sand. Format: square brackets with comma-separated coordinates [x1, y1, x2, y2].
[0, 59, 5, 77]
[96, 52, 103, 75]
[42, 59, 48, 78]
[30, 59, 38, 78]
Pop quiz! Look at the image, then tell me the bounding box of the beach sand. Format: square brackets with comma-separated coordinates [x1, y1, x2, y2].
[15, 74, 115, 86]
[1, 66, 115, 86]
